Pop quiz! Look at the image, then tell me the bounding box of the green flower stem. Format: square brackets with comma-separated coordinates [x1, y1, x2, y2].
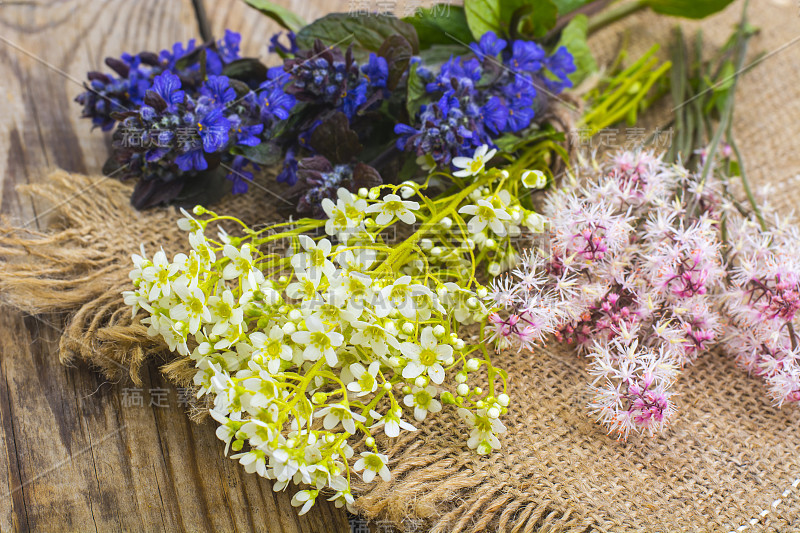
[375, 174, 493, 275]
[586, 0, 649, 35]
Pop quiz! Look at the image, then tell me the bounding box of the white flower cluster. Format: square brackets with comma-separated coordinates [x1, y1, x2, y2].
[124, 184, 509, 515]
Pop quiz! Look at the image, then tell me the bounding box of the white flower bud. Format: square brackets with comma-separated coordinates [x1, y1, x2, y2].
[466, 297, 478, 309]
[476, 442, 491, 455]
[288, 309, 302, 321]
[474, 387, 483, 395]
[326, 434, 336, 443]
[476, 286, 488, 298]
[282, 322, 297, 335]
[433, 325, 446, 338]
[419, 238, 433, 250]
[487, 407, 500, 419]
[431, 246, 442, 257]
[497, 393, 510, 407]
[368, 188, 380, 200]
[466, 358, 481, 372]
[440, 216, 452, 229]
[400, 186, 414, 199]
[488, 262, 502, 276]
[453, 339, 465, 350]
[455, 372, 467, 383]
[508, 225, 521, 238]
[384, 322, 398, 336]
[414, 376, 427, 388]
[383, 382, 393, 391]
[388, 356, 401, 368]
[476, 400, 485, 408]
[485, 238, 497, 250]
[358, 187, 369, 198]
[457, 383, 470, 396]
[192, 205, 206, 215]
[365, 436, 375, 447]
[444, 355, 455, 366]
[278, 275, 288, 284]
[525, 213, 546, 232]
[401, 322, 415, 335]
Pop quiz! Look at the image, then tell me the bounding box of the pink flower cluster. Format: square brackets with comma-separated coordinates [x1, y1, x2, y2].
[721, 217, 800, 405]
[487, 151, 726, 438]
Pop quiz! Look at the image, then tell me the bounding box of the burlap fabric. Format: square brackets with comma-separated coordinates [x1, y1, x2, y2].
[2, 1, 800, 530]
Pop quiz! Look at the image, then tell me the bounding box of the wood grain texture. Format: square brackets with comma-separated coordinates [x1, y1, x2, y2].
[0, 1, 351, 531]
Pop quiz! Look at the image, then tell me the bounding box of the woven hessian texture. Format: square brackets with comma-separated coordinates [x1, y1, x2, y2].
[1, 0, 799, 531]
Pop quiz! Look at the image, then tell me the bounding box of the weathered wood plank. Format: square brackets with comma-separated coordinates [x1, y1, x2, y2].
[0, 1, 350, 531]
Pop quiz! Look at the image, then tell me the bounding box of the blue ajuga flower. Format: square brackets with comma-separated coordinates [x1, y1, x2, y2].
[470, 31, 507, 58]
[196, 107, 231, 152]
[259, 81, 296, 122]
[206, 30, 243, 75]
[341, 78, 369, 118]
[76, 72, 147, 130]
[217, 30, 242, 63]
[269, 31, 298, 56]
[479, 96, 508, 134]
[200, 75, 236, 106]
[277, 146, 299, 185]
[159, 39, 197, 71]
[427, 56, 482, 94]
[395, 32, 576, 168]
[509, 40, 546, 72]
[234, 121, 264, 146]
[226, 155, 258, 194]
[362, 53, 389, 89]
[543, 46, 576, 92]
[285, 42, 385, 119]
[152, 71, 185, 110]
[395, 94, 477, 166]
[175, 148, 208, 172]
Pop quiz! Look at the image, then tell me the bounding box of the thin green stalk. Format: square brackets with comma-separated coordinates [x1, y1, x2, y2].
[586, 0, 648, 35]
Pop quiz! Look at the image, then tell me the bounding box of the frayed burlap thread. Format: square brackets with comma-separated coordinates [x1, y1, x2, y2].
[0, 170, 273, 386]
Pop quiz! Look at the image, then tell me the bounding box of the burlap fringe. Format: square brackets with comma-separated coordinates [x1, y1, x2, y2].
[0, 171, 179, 386]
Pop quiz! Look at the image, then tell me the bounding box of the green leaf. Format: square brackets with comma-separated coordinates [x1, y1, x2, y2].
[230, 142, 283, 166]
[296, 13, 419, 62]
[404, 5, 473, 49]
[512, 0, 558, 40]
[406, 62, 427, 119]
[464, 0, 503, 40]
[241, 0, 306, 33]
[550, 0, 594, 14]
[222, 58, 268, 84]
[555, 14, 597, 86]
[644, 0, 736, 19]
[418, 44, 465, 68]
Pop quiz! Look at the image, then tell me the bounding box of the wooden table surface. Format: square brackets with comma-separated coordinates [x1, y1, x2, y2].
[0, 1, 360, 531]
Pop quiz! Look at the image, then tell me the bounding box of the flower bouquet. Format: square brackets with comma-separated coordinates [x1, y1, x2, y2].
[8, 0, 800, 529]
